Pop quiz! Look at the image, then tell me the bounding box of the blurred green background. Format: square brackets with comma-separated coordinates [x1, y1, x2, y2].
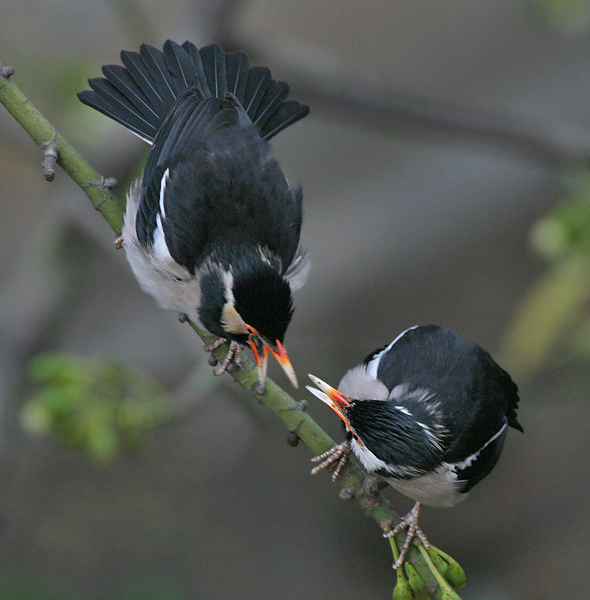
[2, 0, 590, 598]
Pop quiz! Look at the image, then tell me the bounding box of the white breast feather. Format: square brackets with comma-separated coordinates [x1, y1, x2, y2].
[377, 424, 508, 507]
[385, 465, 467, 508]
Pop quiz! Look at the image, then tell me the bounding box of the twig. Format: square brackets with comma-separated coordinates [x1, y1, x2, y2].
[0, 65, 124, 233]
[41, 139, 58, 181]
[0, 63, 456, 600]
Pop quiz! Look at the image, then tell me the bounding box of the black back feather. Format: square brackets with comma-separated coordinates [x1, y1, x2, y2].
[367, 326, 523, 472]
[79, 41, 307, 275]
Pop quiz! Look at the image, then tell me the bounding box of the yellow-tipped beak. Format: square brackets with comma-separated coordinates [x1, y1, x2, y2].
[270, 339, 298, 388]
[248, 336, 298, 388]
[307, 374, 352, 410]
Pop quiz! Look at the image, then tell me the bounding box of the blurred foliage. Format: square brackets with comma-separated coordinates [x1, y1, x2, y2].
[530, 172, 590, 258]
[533, 0, 590, 34]
[22, 353, 170, 461]
[500, 170, 590, 380]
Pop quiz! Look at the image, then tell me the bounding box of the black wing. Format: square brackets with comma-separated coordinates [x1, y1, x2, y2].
[374, 325, 522, 450]
[138, 90, 302, 274]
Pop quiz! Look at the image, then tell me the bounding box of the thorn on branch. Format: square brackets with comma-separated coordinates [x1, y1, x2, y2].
[363, 475, 381, 497]
[277, 398, 308, 413]
[0, 65, 15, 78]
[359, 476, 382, 510]
[286, 431, 300, 446]
[284, 400, 309, 446]
[295, 398, 308, 411]
[251, 381, 266, 395]
[42, 140, 58, 181]
[339, 485, 355, 501]
[380, 518, 394, 533]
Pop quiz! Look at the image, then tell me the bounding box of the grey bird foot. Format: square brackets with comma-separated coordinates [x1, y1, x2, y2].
[383, 502, 430, 569]
[311, 441, 351, 480]
[114, 236, 124, 249]
[205, 339, 242, 376]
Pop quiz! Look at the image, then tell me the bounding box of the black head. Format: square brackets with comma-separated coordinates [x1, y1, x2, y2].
[198, 261, 297, 387]
[307, 375, 445, 477]
[344, 398, 444, 475]
[232, 264, 294, 346]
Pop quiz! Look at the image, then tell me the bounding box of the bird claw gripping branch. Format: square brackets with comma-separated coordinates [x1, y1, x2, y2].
[311, 441, 352, 480]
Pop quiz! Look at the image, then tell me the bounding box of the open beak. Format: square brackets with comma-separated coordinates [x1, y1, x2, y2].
[248, 335, 298, 388]
[306, 375, 363, 445]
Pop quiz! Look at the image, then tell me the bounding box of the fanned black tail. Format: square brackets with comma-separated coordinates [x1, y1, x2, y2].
[78, 40, 309, 142]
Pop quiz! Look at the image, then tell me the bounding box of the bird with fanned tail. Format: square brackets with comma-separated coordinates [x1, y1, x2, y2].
[79, 40, 310, 388]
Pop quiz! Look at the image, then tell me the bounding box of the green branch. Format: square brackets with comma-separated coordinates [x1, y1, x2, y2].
[0, 63, 463, 600]
[0, 64, 123, 233]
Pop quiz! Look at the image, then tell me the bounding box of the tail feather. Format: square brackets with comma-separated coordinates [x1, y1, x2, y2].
[79, 78, 158, 142]
[241, 66, 271, 118]
[225, 50, 250, 99]
[139, 44, 178, 104]
[120, 49, 170, 113]
[162, 40, 198, 90]
[101, 64, 161, 124]
[199, 44, 227, 98]
[252, 79, 289, 131]
[180, 41, 212, 95]
[101, 65, 151, 112]
[78, 40, 309, 142]
[261, 100, 310, 139]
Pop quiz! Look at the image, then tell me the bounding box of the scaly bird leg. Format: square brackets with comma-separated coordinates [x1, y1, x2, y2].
[384, 502, 430, 569]
[311, 441, 351, 480]
[205, 339, 242, 376]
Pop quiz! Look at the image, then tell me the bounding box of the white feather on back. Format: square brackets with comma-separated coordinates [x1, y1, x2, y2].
[365, 325, 419, 380]
[122, 182, 202, 321]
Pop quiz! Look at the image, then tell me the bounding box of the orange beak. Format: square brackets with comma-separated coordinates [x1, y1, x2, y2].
[306, 374, 361, 443]
[248, 334, 298, 388]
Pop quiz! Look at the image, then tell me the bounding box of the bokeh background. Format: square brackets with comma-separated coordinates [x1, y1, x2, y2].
[2, 1, 590, 598]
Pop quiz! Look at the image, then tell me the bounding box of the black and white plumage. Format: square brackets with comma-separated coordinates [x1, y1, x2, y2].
[307, 325, 523, 567]
[78, 40, 310, 387]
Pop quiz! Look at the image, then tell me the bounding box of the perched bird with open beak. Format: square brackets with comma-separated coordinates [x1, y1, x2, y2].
[307, 325, 523, 568]
[78, 40, 310, 388]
